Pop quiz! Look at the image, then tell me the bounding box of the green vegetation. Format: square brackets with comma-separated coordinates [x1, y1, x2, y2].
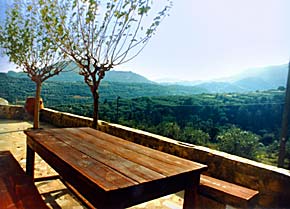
[217, 127, 262, 160]
[1, 73, 289, 166]
[0, 73, 205, 104]
[0, 0, 69, 128]
[39, 0, 171, 128]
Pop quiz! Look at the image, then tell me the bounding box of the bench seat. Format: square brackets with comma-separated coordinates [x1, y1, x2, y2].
[0, 151, 49, 209]
[199, 174, 259, 208]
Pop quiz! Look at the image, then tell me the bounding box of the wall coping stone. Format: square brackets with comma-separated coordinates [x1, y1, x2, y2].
[101, 120, 290, 177]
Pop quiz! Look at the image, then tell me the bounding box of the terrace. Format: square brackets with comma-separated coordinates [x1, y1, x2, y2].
[0, 103, 290, 209]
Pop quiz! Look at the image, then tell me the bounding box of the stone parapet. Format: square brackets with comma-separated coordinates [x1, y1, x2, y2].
[40, 108, 93, 127]
[99, 122, 290, 208]
[0, 104, 27, 120]
[39, 107, 290, 208]
[1, 106, 289, 208]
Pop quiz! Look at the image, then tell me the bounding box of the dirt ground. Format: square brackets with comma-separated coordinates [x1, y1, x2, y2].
[0, 119, 184, 209]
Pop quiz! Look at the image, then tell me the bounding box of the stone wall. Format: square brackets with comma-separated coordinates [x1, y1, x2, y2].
[39, 108, 290, 208]
[0, 104, 27, 120]
[40, 108, 93, 127]
[101, 122, 290, 208]
[1, 105, 290, 208]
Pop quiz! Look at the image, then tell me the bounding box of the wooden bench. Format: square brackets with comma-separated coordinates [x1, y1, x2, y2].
[0, 151, 49, 209]
[199, 174, 259, 208]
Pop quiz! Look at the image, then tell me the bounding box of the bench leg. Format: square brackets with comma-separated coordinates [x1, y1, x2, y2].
[26, 144, 35, 179]
[183, 174, 200, 209]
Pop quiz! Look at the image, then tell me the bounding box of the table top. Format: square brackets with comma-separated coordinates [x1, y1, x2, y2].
[25, 127, 207, 208]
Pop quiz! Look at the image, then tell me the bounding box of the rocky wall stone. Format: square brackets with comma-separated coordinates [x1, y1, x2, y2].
[0, 105, 26, 120]
[5, 106, 289, 208]
[99, 120, 290, 208]
[40, 108, 93, 127]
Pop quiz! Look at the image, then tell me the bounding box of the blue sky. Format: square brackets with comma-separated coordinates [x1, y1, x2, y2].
[120, 0, 290, 81]
[1, 0, 289, 81]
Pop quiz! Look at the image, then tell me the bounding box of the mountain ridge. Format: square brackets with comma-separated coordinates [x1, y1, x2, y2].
[6, 69, 154, 84]
[3, 63, 288, 93]
[157, 63, 288, 92]
[0, 72, 207, 104]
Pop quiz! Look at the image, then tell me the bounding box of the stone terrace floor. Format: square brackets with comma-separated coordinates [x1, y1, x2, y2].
[0, 119, 184, 209]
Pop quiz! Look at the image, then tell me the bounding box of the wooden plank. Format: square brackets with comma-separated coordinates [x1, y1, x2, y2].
[25, 128, 206, 174]
[26, 128, 191, 177]
[199, 175, 259, 208]
[81, 127, 206, 171]
[26, 134, 137, 191]
[76, 128, 206, 175]
[0, 151, 49, 209]
[26, 136, 105, 208]
[48, 128, 165, 183]
[25, 128, 208, 209]
[26, 135, 137, 208]
[52, 128, 180, 175]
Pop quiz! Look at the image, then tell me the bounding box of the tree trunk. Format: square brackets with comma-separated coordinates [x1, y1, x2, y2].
[33, 82, 42, 129]
[92, 90, 99, 129]
[278, 61, 290, 167]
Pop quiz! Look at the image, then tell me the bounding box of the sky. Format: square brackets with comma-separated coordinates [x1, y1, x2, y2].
[0, 0, 289, 82]
[120, 0, 290, 81]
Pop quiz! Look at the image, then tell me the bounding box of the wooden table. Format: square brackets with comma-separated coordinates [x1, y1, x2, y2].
[25, 127, 207, 209]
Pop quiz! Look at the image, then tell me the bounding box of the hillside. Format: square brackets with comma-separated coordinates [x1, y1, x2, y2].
[229, 64, 288, 89]
[3, 63, 288, 93]
[194, 82, 245, 93]
[158, 64, 288, 93]
[6, 69, 154, 84]
[0, 73, 206, 105]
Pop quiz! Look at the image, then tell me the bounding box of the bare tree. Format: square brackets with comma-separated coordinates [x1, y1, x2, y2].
[0, 0, 68, 129]
[41, 0, 172, 128]
[278, 61, 290, 167]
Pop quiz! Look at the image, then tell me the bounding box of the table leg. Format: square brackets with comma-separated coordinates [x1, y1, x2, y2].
[26, 143, 35, 179]
[183, 174, 200, 209]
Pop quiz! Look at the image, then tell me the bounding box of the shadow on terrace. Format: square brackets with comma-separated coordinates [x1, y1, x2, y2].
[0, 104, 290, 209]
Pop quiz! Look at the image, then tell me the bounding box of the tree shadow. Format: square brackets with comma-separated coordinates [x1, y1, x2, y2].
[41, 189, 69, 209]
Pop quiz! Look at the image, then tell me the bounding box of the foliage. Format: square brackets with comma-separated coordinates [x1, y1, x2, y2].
[0, 0, 68, 128]
[181, 127, 209, 145]
[1, 73, 287, 164]
[157, 122, 181, 139]
[39, 0, 172, 128]
[217, 127, 264, 160]
[0, 0, 66, 81]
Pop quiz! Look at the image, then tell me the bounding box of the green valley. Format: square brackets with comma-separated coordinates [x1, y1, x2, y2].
[0, 71, 289, 166]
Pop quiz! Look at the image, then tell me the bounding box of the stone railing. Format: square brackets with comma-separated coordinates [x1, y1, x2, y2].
[1, 104, 290, 208]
